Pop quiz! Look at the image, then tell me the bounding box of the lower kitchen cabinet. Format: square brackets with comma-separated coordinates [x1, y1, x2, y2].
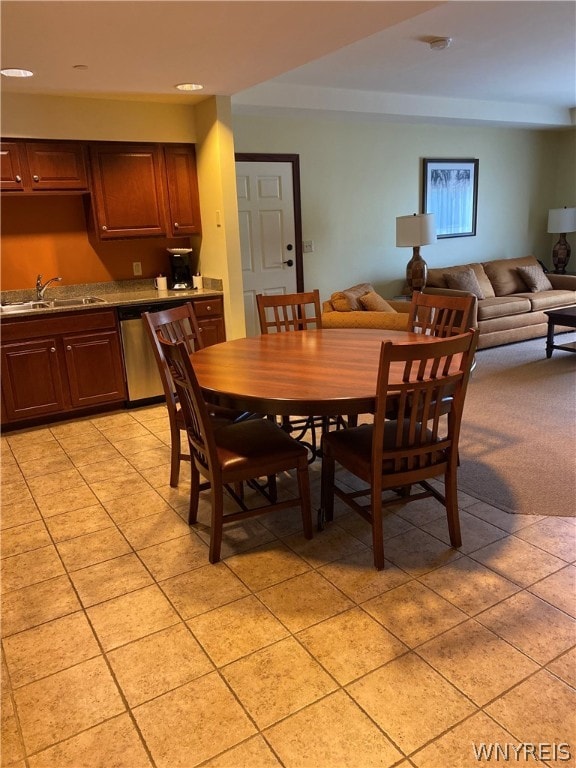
[193, 297, 225, 347]
[1, 310, 126, 426]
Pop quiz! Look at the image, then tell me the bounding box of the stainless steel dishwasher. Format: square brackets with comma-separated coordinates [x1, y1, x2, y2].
[118, 302, 184, 404]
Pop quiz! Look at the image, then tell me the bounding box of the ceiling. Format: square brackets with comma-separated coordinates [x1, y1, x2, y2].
[1, 1, 575, 129]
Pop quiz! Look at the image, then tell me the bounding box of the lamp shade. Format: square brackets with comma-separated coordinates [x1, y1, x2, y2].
[396, 213, 436, 247]
[547, 207, 576, 234]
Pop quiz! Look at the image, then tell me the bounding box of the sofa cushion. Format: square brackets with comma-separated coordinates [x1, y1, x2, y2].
[516, 264, 553, 293]
[443, 268, 485, 299]
[482, 255, 540, 296]
[526, 289, 576, 310]
[359, 291, 395, 312]
[476, 296, 531, 321]
[330, 282, 374, 311]
[428, 263, 495, 298]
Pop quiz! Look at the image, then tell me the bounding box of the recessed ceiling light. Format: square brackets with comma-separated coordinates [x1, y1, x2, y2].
[429, 37, 452, 51]
[1, 68, 34, 78]
[175, 82, 204, 92]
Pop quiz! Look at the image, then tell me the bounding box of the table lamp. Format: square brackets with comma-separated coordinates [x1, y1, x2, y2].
[547, 206, 576, 274]
[396, 213, 436, 292]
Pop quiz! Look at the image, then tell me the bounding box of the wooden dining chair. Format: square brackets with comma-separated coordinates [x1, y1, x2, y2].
[158, 335, 313, 563]
[255, 289, 337, 458]
[408, 290, 476, 337]
[143, 302, 250, 487]
[256, 289, 322, 334]
[320, 330, 479, 570]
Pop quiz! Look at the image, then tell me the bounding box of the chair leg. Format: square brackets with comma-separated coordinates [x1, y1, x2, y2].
[209, 488, 225, 564]
[297, 464, 313, 540]
[169, 423, 182, 487]
[188, 465, 201, 525]
[320, 449, 335, 523]
[371, 492, 385, 571]
[444, 465, 462, 548]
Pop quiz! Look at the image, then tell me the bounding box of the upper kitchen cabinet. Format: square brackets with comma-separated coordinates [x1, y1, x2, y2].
[88, 143, 168, 239]
[164, 145, 202, 237]
[87, 142, 202, 240]
[0, 140, 88, 192]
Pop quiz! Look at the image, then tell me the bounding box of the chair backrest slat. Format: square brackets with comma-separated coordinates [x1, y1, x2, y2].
[256, 289, 322, 334]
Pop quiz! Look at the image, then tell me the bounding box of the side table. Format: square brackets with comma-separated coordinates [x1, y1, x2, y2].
[544, 306, 576, 357]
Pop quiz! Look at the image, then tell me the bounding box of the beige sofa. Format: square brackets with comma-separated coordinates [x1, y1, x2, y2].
[322, 257, 576, 349]
[425, 255, 576, 348]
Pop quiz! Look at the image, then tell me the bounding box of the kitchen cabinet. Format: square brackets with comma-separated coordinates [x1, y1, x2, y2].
[88, 142, 202, 240]
[193, 297, 225, 347]
[164, 145, 202, 236]
[0, 139, 88, 192]
[1, 309, 126, 425]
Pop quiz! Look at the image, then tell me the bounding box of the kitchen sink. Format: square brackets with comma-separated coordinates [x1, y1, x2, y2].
[46, 297, 107, 307]
[0, 297, 106, 313]
[0, 301, 51, 313]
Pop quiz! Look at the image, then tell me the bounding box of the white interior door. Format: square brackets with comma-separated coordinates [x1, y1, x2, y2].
[236, 161, 298, 336]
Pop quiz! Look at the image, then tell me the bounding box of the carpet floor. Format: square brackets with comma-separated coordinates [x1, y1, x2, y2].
[458, 334, 576, 516]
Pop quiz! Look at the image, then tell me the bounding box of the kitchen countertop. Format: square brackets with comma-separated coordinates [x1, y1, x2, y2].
[0, 279, 223, 318]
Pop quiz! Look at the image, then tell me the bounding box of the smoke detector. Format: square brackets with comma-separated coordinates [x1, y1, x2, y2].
[429, 37, 452, 51]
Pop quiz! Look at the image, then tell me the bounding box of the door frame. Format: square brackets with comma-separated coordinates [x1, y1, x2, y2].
[235, 153, 304, 292]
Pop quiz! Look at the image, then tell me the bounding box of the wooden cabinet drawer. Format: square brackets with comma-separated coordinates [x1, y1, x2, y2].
[193, 297, 223, 318]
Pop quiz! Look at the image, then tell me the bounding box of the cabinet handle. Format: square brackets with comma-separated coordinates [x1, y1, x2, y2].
[33, 175, 39, 182]
[101, 225, 107, 231]
[174, 222, 179, 229]
[50, 347, 56, 353]
[66, 345, 72, 351]
[15, 175, 21, 183]
[206, 306, 211, 311]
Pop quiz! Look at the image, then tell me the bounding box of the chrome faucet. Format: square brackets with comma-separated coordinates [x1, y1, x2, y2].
[36, 274, 62, 300]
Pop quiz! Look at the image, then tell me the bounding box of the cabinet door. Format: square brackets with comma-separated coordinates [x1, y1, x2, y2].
[0, 141, 26, 191]
[89, 144, 167, 238]
[64, 330, 126, 407]
[1, 338, 66, 419]
[164, 145, 202, 236]
[24, 141, 88, 190]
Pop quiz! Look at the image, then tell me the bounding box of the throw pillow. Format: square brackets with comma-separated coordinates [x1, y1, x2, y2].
[330, 291, 353, 312]
[359, 291, 395, 312]
[517, 264, 553, 293]
[342, 282, 375, 310]
[443, 268, 485, 299]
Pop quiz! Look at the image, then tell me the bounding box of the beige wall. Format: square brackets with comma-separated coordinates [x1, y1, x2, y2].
[233, 114, 576, 297]
[1, 93, 198, 142]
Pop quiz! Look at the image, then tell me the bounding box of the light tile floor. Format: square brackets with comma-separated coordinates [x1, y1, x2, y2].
[1, 405, 575, 768]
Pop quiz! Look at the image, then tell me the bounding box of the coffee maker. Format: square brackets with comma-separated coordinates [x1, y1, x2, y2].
[167, 249, 193, 290]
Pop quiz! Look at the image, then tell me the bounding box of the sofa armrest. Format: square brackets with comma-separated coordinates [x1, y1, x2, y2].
[548, 273, 576, 290]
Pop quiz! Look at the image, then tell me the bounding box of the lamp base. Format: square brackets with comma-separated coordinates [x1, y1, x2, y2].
[406, 246, 428, 293]
[552, 234, 571, 274]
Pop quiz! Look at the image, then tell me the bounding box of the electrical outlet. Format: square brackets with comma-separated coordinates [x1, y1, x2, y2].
[132, 261, 142, 276]
[303, 240, 314, 253]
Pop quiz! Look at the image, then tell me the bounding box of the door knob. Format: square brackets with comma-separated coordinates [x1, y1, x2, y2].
[282, 259, 294, 267]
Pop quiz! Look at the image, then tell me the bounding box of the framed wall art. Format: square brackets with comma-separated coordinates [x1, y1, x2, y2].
[422, 158, 479, 238]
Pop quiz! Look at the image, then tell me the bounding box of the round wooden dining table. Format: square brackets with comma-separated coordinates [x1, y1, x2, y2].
[192, 328, 442, 417]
